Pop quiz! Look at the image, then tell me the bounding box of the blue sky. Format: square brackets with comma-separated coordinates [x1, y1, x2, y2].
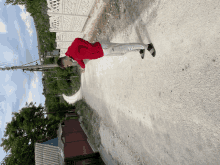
[0, 0, 46, 161]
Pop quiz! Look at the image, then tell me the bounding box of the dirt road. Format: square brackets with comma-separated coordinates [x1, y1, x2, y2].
[66, 0, 220, 164]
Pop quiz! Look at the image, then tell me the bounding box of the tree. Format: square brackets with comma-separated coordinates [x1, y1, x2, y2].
[0, 102, 61, 165]
[0, 152, 19, 165]
[4, 0, 25, 6]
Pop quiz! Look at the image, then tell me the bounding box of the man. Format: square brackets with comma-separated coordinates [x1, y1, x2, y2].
[57, 38, 156, 73]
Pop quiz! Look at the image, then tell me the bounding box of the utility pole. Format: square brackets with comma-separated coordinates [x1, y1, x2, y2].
[44, 55, 57, 58]
[0, 62, 77, 71]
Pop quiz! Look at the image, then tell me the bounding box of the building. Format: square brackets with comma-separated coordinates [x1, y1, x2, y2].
[35, 141, 64, 165]
[34, 110, 104, 165]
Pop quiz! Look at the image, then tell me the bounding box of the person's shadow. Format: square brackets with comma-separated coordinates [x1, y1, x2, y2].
[135, 19, 153, 45]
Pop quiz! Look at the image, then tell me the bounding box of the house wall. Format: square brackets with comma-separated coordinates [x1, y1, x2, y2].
[35, 143, 64, 165]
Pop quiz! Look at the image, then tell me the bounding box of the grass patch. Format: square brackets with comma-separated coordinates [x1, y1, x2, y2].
[73, 99, 102, 149]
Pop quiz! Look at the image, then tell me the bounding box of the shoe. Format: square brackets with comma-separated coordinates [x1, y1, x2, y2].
[147, 43, 156, 57]
[139, 49, 145, 59]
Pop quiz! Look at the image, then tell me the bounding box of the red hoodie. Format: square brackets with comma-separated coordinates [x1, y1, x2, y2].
[65, 38, 104, 69]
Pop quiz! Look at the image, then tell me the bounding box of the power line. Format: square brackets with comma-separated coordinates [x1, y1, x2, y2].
[0, 59, 41, 68]
[20, 59, 41, 66]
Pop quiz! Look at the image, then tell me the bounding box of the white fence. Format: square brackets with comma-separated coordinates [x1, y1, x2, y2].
[46, 0, 96, 58]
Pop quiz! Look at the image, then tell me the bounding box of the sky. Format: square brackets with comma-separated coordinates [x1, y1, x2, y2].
[0, 0, 47, 162]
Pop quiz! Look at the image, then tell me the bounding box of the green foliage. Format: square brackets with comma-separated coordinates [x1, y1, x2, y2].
[0, 152, 19, 165]
[4, 0, 26, 6]
[0, 102, 60, 165]
[41, 56, 81, 123]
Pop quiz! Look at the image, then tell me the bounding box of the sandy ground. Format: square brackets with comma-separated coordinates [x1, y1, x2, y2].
[64, 0, 220, 164]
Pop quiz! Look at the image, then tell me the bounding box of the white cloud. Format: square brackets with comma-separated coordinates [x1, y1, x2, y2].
[27, 91, 33, 103]
[34, 72, 39, 82]
[0, 117, 2, 127]
[31, 71, 39, 88]
[12, 54, 19, 64]
[0, 21, 7, 33]
[0, 101, 16, 136]
[31, 81, 36, 88]
[14, 20, 23, 48]
[0, 102, 5, 113]
[4, 103, 13, 128]
[3, 84, 16, 97]
[5, 73, 11, 82]
[19, 78, 28, 109]
[18, 5, 25, 10]
[3, 51, 14, 61]
[18, 5, 33, 36]
[29, 39, 32, 48]
[0, 44, 19, 65]
[23, 78, 28, 89]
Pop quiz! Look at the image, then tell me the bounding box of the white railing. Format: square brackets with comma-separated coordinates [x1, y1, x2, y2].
[46, 0, 96, 58]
